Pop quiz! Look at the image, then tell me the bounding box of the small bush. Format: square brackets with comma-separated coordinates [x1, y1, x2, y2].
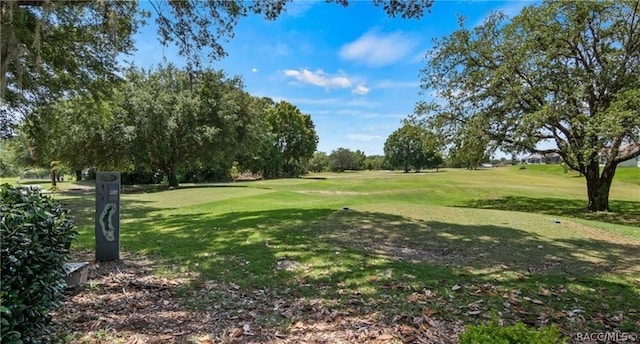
[1, 184, 77, 343]
[459, 318, 567, 344]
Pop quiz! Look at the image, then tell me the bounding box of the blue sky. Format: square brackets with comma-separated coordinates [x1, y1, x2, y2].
[129, 0, 536, 156]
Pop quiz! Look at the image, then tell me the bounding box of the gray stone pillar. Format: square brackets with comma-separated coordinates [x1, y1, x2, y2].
[95, 171, 120, 261]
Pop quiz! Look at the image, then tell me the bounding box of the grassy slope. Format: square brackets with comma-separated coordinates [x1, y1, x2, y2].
[5, 166, 640, 336]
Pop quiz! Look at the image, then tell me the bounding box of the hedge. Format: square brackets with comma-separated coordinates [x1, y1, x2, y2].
[1, 184, 77, 343]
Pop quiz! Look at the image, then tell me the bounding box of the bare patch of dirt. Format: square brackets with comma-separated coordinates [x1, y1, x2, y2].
[54, 251, 464, 343]
[54, 251, 206, 343]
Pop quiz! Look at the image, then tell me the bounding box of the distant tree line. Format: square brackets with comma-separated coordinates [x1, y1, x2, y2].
[1, 65, 318, 187]
[307, 149, 391, 173]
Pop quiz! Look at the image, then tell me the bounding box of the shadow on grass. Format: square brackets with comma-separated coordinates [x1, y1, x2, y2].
[461, 196, 640, 227]
[319, 210, 640, 276]
[63, 192, 640, 336]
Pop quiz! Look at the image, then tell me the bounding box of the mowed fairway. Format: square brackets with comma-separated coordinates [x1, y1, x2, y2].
[48, 165, 639, 342]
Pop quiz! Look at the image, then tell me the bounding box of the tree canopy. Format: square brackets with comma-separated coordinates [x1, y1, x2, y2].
[1, 1, 139, 137]
[417, 0, 640, 211]
[261, 101, 319, 177]
[384, 123, 441, 172]
[328, 148, 366, 172]
[9, 64, 322, 185]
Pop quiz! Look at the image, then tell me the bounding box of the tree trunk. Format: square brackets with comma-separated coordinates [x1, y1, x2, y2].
[166, 167, 179, 188]
[75, 169, 82, 181]
[50, 168, 57, 188]
[584, 162, 616, 212]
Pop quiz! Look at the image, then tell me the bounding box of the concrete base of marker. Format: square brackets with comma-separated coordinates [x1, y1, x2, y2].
[64, 262, 89, 288]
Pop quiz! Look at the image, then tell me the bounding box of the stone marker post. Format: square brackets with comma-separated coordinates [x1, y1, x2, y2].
[95, 171, 120, 261]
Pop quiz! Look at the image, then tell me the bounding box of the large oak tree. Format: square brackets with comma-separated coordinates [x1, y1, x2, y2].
[121, 65, 256, 188]
[418, 0, 640, 211]
[263, 101, 319, 177]
[384, 123, 442, 172]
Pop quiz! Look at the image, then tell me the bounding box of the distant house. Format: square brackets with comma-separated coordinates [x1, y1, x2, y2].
[545, 153, 562, 164]
[523, 153, 544, 164]
[618, 156, 640, 167]
[599, 143, 640, 167]
[522, 152, 562, 164]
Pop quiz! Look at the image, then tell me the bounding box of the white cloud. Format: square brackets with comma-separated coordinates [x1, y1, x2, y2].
[345, 134, 384, 141]
[251, 67, 258, 73]
[283, 68, 352, 89]
[339, 30, 418, 67]
[351, 84, 370, 95]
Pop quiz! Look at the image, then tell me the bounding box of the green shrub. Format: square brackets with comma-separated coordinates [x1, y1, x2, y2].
[1, 184, 77, 343]
[459, 318, 567, 344]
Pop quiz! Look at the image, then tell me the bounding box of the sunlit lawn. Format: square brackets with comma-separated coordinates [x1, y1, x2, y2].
[5, 165, 640, 338]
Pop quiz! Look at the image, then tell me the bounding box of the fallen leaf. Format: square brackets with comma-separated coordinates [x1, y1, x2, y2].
[407, 292, 420, 302]
[377, 334, 395, 340]
[280, 309, 293, 318]
[402, 335, 418, 342]
[484, 290, 496, 296]
[452, 285, 462, 291]
[523, 296, 545, 305]
[230, 328, 243, 337]
[609, 313, 624, 322]
[382, 282, 405, 289]
[423, 309, 438, 317]
[125, 336, 147, 344]
[197, 335, 214, 344]
[538, 288, 552, 297]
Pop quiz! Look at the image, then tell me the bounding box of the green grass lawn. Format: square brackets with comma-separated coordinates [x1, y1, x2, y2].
[6, 166, 640, 340]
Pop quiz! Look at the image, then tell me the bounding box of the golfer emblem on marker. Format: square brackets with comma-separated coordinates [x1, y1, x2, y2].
[100, 203, 117, 241]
